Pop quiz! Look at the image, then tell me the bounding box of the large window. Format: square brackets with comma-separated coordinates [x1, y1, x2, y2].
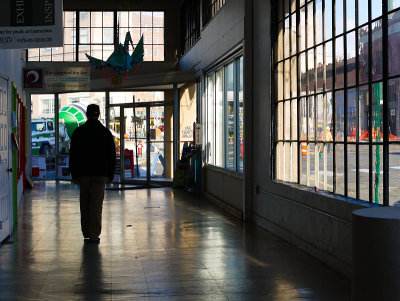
[273, 0, 400, 205]
[28, 11, 164, 62]
[204, 56, 243, 172]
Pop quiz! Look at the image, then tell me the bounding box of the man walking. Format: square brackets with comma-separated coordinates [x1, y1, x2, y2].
[69, 104, 116, 243]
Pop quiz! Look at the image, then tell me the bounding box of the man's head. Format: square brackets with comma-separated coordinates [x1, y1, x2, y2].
[86, 104, 100, 119]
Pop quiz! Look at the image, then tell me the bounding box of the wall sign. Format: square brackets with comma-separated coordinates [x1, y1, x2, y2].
[0, 0, 63, 49]
[24, 67, 90, 91]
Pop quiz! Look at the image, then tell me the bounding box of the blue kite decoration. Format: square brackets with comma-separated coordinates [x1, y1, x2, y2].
[86, 31, 144, 78]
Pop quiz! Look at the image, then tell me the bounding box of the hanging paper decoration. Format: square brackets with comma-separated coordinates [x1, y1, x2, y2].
[86, 31, 144, 83]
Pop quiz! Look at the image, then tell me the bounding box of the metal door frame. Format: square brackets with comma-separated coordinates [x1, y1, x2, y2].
[111, 100, 171, 187]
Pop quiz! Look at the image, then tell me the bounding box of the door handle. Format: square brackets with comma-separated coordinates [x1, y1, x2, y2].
[7, 168, 12, 172]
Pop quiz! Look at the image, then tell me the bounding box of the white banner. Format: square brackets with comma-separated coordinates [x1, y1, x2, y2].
[0, 0, 63, 49]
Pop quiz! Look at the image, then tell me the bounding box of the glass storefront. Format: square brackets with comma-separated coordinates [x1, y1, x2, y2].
[204, 56, 244, 172]
[273, 0, 400, 205]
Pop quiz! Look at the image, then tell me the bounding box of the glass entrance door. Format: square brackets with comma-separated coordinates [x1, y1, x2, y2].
[116, 104, 172, 186]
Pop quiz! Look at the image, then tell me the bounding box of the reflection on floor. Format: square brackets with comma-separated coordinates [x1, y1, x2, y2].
[0, 182, 350, 300]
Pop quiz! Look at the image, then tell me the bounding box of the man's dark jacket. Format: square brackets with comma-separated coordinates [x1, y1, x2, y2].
[69, 119, 116, 178]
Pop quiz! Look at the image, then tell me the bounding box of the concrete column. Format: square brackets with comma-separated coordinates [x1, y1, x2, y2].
[352, 207, 400, 301]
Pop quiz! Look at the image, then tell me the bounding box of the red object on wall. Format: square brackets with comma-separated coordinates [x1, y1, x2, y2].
[124, 149, 134, 178]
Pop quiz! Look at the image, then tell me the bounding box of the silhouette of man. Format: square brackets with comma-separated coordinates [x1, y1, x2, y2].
[69, 104, 116, 243]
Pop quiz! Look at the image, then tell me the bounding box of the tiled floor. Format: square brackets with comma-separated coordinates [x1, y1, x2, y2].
[0, 182, 350, 300]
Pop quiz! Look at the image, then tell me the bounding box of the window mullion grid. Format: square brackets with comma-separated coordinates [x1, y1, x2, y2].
[355, 0, 360, 200]
[297, 0, 301, 185]
[290, 4, 297, 182]
[305, 0, 310, 186]
[313, 0, 318, 189]
[332, 0, 337, 193]
[234, 60, 238, 171]
[214, 73, 217, 167]
[344, 0, 348, 197]
[282, 7, 286, 181]
[323, 0, 328, 190]
[382, 0, 389, 205]
[368, 0, 373, 203]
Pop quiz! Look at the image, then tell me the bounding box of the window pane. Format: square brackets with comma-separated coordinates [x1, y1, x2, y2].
[335, 144, 345, 195]
[225, 64, 235, 170]
[359, 0, 368, 26]
[326, 41, 333, 90]
[359, 144, 369, 201]
[300, 97, 307, 140]
[348, 144, 357, 198]
[389, 0, 400, 11]
[347, 0, 356, 31]
[103, 28, 114, 44]
[277, 62, 284, 100]
[278, 102, 284, 140]
[300, 7, 306, 51]
[300, 53, 307, 96]
[91, 12, 102, 27]
[316, 94, 324, 141]
[276, 142, 284, 180]
[335, 0, 343, 35]
[103, 11, 113, 27]
[358, 26, 369, 84]
[207, 74, 215, 165]
[292, 142, 298, 182]
[336, 90, 345, 141]
[292, 99, 298, 140]
[336, 36, 344, 89]
[291, 57, 297, 97]
[373, 144, 383, 204]
[238, 57, 244, 172]
[307, 2, 314, 48]
[284, 18, 290, 58]
[308, 143, 315, 187]
[276, 22, 284, 62]
[80, 11, 90, 27]
[308, 96, 315, 140]
[348, 88, 357, 142]
[285, 59, 291, 99]
[291, 14, 297, 55]
[359, 85, 369, 143]
[327, 92, 334, 142]
[285, 101, 291, 140]
[388, 78, 400, 140]
[308, 49, 315, 94]
[284, 142, 291, 182]
[389, 145, 400, 205]
[153, 12, 164, 27]
[325, 0, 333, 40]
[300, 142, 307, 185]
[316, 46, 323, 92]
[315, 0, 323, 44]
[372, 82, 383, 143]
[91, 28, 103, 43]
[372, 19, 383, 81]
[388, 13, 400, 76]
[326, 142, 334, 192]
[215, 69, 224, 168]
[371, 0, 382, 20]
[347, 31, 356, 87]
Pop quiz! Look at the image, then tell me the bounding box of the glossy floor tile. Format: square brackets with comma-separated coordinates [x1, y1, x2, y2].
[0, 182, 350, 300]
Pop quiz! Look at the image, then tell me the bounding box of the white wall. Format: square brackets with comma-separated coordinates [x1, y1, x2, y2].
[0, 48, 26, 238]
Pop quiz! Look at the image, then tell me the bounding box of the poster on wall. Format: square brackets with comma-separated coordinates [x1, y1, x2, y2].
[24, 67, 90, 91]
[0, 0, 63, 49]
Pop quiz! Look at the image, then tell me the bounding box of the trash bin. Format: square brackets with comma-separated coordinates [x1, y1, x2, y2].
[352, 207, 400, 301]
